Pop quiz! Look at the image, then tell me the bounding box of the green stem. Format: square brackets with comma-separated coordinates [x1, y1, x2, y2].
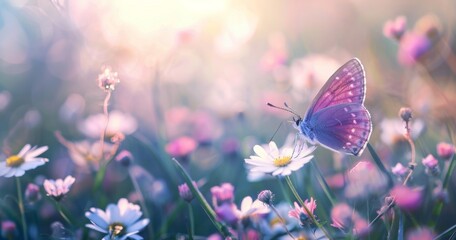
[429, 128, 455, 228]
[367, 143, 394, 187]
[311, 161, 336, 206]
[398, 211, 404, 240]
[278, 177, 292, 204]
[156, 200, 185, 238]
[172, 158, 232, 238]
[128, 168, 154, 238]
[188, 204, 194, 240]
[270, 204, 295, 239]
[16, 178, 28, 240]
[93, 160, 110, 193]
[284, 176, 332, 239]
[55, 202, 74, 226]
[434, 223, 456, 240]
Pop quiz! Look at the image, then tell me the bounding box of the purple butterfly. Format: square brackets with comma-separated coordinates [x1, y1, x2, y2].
[294, 58, 372, 156]
[268, 58, 372, 156]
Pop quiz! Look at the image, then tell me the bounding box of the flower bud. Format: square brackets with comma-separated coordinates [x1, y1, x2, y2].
[257, 190, 274, 205]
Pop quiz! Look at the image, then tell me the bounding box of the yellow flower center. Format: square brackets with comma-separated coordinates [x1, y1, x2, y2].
[6, 155, 24, 167]
[273, 155, 292, 167]
[109, 222, 126, 237]
[270, 216, 282, 227]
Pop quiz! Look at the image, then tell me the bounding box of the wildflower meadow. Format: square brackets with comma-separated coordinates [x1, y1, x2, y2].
[1, 0, 456, 239]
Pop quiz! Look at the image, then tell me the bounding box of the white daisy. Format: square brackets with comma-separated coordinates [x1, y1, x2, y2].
[244, 140, 316, 176]
[85, 198, 150, 240]
[78, 111, 137, 139]
[237, 196, 270, 219]
[43, 175, 76, 201]
[0, 144, 48, 177]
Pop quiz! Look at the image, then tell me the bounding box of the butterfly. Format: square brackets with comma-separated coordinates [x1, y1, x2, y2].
[270, 58, 372, 156]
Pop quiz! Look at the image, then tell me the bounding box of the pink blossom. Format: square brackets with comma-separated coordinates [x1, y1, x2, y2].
[436, 142, 455, 159]
[43, 176, 76, 201]
[211, 183, 235, 205]
[330, 203, 370, 236]
[392, 163, 408, 177]
[288, 197, 317, 221]
[326, 173, 345, 189]
[97, 66, 120, 92]
[422, 154, 438, 168]
[165, 136, 197, 157]
[398, 32, 432, 66]
[1, 220, 16, 239]
[178, 181, 198, 202]
[406, 227, 435, 240]
[383, 16, 407, 39]
[390, 185, 422, 211]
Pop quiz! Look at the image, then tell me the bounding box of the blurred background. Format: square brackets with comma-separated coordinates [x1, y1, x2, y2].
[1, 0, 456, 239]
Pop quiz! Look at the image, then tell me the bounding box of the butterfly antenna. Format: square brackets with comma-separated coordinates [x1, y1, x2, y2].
[268, 121, 284, 143]
[267, 102, 301, 119]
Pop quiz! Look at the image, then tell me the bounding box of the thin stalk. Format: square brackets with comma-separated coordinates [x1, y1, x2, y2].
[278, 177, 292, 204]
[188, 204, 195, 240]
[368, 201, 395, 228]
[55, 201, 74, 226]
[99, 91, 111, 158]
[172, 158, 232, 238]
[128, 168, 154, 238]
[270, 204, 295, 240]
[311, 161, 336, 206]
[402, 130, 416, 186]
[284, 176, 332, 239]
[367, 143, 394, 187]
[156, 200, 185, 238]
[429, 126, 455, 228]
[434, 223, 456, 240]
[16, 178, 28, 240]
[398, 211, 404, 240]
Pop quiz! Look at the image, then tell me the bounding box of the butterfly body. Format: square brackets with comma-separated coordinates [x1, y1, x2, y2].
[295, 58, 372, 156]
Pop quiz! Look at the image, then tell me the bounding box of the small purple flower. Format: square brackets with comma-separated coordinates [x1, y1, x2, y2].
[215, 202, 239, 226]
[436, 142, 455, 160]
[398, 32, 432, 66]
[383, 16, 407, 40]
[257, 190, 274, 205]
[178, 181, 197, 203]
[406, 227, 435, 240]
[1, 220, 17, 239]
[392, 163, 408, 177]
[390, 185, 422, 211]
[422, 154, 438, 168]
[211, 183, 235, 205]
[422, 154, 440, 176]
[115, 150, 133, 167]
[25, 183, 41, 205]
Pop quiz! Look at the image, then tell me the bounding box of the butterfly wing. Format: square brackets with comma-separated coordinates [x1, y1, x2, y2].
[309, 103, 372, 156]
[304, 58, 366, 121]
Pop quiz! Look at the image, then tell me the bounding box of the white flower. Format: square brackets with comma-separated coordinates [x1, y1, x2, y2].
[0, 144, 48, 177]
[78, 111, 137, 138]
[43, 175, 76, 201]
[380, 118, 425, 145]
[244, 140, 316, 176]
[237, 196, 270, 219]
[85, 198, 150, 240]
